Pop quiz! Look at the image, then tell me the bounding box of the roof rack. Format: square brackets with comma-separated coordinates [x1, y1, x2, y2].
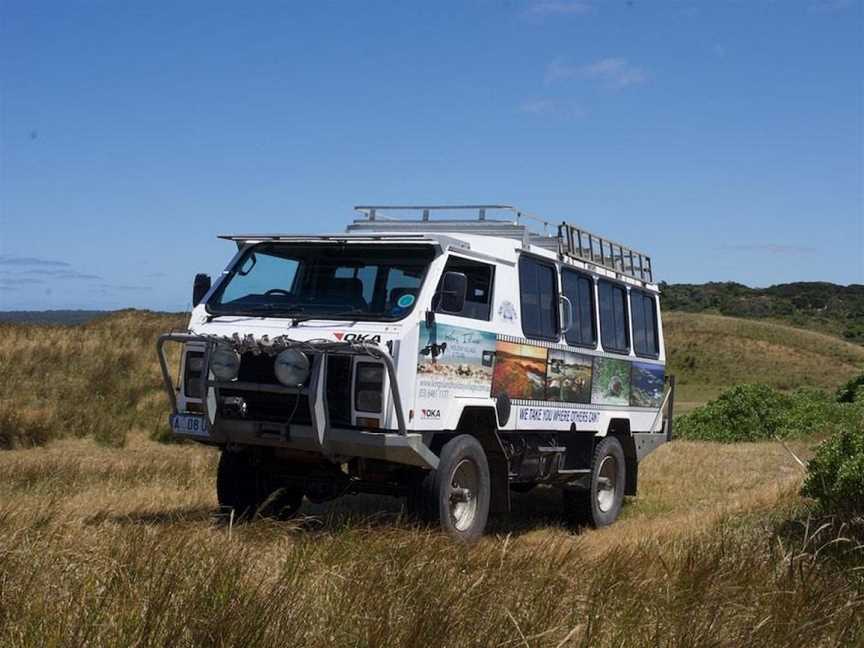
[349, 205, 654, 284]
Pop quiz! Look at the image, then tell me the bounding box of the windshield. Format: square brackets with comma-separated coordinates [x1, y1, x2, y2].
[207, 243, 434, 320]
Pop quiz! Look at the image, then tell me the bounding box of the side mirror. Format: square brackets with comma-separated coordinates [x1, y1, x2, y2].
[438, 271, 467, 314]
[192, 273, 211, 307]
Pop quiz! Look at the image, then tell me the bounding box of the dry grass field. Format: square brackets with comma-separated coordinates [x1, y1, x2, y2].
[1, 433, 862, 647]
[0, 311, 862, 646]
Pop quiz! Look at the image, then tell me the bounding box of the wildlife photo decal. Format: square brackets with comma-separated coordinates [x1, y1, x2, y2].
[630, 362, 665, 408]
[545, 350, 592, 404]
[491, 341, 548, 401]
[591, 357, 631, 406]
[416, 324, 496, 399]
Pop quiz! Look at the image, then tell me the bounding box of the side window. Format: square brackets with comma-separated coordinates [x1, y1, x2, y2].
[561, 269, 597, 348]
[519, 256, 558, 340]
[598, 280, 630, 354]
[434, 257, 494, 320]
[631, 290, 659, 357]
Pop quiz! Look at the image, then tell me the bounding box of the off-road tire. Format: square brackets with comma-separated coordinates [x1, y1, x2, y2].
[563, 436, 626, 528]
[407, 435, 491, 542]
[216, 450, 304, 521]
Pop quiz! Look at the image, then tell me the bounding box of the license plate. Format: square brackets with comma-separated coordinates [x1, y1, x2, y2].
[170, 414, 209, 437]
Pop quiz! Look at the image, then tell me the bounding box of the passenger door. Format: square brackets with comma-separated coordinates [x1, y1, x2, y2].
[414, 255, 499, 428]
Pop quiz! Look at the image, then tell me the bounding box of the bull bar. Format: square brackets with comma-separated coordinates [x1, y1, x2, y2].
[156, 332, 438, 469]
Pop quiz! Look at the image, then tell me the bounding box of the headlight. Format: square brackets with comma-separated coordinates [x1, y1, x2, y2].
[355, 362, 384, 413]
[274, 349, 310, 386]
[210, 345, 241, 381]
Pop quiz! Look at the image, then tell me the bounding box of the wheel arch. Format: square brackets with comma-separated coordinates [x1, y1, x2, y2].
[606, 418, 638, 497]
[433, 406, 511, 514]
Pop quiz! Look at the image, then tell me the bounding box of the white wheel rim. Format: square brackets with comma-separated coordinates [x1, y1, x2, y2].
[449, 458, 479, 532]
[596, 455, 617, 513]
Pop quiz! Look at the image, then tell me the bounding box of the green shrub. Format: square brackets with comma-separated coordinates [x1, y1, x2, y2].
[836, 372, 864, 403]
[802, 406, 864, 514]
[677, 384, 855, 443]
[676, 384, 791, 442]
[779, 388, 854, 438]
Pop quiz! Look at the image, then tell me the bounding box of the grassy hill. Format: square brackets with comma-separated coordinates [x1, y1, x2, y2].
[1, 309, 861, 448]
[664, 312, 864, 411]
[661, 281, 864, 344]
[0, 310, 114, 325]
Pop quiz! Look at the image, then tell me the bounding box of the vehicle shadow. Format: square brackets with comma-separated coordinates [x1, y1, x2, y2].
[83, 489, 578, 537]
[285, 486, 576, 537]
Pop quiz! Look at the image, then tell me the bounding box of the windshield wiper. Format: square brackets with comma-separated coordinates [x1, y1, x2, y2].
[291, 308, 367, 326]
[207, 305, 370, 324]
[206, 305, 304, 321]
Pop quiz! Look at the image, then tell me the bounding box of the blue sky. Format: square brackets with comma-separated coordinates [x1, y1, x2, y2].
[1, 0, 861, 311]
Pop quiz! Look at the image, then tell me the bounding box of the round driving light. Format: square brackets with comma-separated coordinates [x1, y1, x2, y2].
[210, 346, 241, 381]
[274, 349, 310, 386]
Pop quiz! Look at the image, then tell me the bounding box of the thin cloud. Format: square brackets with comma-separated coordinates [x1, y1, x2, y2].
[809, 0, 853, 12]
[144, 272, 167, 279]
[546, 57, 649, 88]
[0, 255, 71, 268]
[579, 58, 649, 88]
[98, 284, 153, 292]
[518, 98, 585, 118]
[519, 99, 557, 115]
[718, 244, 816, 256]
[0, 277, 45, 286]
[14, 269, 102, 280]
[526, 1, 592, 17]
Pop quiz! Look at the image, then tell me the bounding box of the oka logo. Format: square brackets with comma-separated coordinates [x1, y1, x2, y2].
[420, 408, 441, 420]
[333, 332, 382, 344]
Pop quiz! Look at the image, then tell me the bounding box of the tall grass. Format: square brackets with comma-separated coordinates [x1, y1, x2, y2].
[0, 433, 860, 647]
[1, 495, 861, 647]
[0, 310, 185, 448]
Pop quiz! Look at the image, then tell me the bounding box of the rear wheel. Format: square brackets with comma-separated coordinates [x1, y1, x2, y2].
[408, 435, 491, 542]
[563, 436, 626, 528]
[216, 450, 304, 520]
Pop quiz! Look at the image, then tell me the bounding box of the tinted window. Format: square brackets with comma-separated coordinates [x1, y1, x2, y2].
[631, 290, 659, 357]
[433, 257, 494, 320]
[598, 280, 629, 354]
[519, 256, 558, 340]
[561, 269, 596, 347]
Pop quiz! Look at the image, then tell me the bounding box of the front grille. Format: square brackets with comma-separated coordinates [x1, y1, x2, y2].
[326, 355, 352, 426]
[220, 353, 354, 427]
[220, 388, 312, 424]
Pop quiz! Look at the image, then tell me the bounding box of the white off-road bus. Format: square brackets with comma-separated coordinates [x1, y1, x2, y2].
[158, 205, 675, 541]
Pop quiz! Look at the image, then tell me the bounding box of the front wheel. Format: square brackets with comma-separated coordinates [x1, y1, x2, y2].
[408, 435, 491, 542]
[563, 436, 626, 528]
